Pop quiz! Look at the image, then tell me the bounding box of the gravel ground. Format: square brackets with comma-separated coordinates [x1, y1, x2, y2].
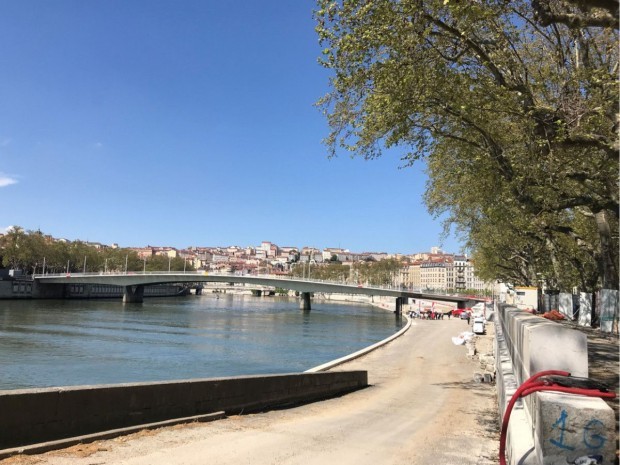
[1, 318, 500, 465]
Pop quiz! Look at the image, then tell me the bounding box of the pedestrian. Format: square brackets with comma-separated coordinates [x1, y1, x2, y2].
[466, 313, 471, 325]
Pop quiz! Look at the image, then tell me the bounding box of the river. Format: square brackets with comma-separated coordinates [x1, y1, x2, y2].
[0, 294, 403, 390]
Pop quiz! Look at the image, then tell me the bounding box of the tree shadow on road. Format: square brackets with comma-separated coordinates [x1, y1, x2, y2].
[432, 379, 493, 396]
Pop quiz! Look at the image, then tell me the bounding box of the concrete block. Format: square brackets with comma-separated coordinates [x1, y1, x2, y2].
[534, 392, 616, 465]
[559, 293, 574, 319]
[503, 390, 539, 465]
[499, 305, 588, 383]
[522, 320, 588, 380]
[578, 293, 592, 327]
[599, 290, 618, 333]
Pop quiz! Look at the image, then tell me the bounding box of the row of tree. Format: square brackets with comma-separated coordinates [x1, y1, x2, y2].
[0, 227, 194, 274]
[290, 258, 404, 286]
[315, 0, 618, 292]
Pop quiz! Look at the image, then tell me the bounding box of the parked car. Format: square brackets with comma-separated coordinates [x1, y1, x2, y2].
[472, 317, 486, 334]
[451, 308, 471, 317]
[460, 311, 471, 320]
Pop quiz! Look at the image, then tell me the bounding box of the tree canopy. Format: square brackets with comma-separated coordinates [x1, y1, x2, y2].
[315, 0, 618, 291]
[0, 227, 194, 274]
[290, 258, 403, 286]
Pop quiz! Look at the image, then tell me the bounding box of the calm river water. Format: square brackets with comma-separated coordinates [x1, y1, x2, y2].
[0, 294, 403, 390]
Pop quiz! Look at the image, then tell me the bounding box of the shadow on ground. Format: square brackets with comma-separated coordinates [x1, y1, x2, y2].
[432, 379, 492, 397]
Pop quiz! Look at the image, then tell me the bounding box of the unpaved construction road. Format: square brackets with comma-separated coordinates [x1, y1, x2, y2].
[3, 318, 499, 465]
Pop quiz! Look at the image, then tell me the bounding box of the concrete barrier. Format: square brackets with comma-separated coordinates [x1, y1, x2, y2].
[0, 371, 367, 450]
[495, 304, 616, 465]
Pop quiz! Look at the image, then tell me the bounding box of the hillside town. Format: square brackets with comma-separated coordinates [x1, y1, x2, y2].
[128, 242, 492, 294]
[0, 228, 494, 295]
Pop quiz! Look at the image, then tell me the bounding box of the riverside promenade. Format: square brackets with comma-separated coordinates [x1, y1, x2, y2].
[1, 318, 499, 465]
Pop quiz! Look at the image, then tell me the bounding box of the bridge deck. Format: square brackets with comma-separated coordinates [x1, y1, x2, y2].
[35, 272, 477, 304]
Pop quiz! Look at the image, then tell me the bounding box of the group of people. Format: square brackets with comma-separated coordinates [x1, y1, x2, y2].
[407, 309, 451, 320]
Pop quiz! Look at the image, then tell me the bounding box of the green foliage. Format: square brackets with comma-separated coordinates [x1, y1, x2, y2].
[315, 0, 618, 291]
[352, 258, 403, 286]
[0, 227, 195, 274]
[290, 258, 403, 286]
[291, 262, 350, 281]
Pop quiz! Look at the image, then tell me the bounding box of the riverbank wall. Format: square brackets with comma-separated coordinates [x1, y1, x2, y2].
[495, 304, 616, 465]
[0, 371, 367, 454]
[0, 280, 186, 300]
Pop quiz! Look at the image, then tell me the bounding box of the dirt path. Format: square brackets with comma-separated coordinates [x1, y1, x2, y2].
[2, 318, 499, 465]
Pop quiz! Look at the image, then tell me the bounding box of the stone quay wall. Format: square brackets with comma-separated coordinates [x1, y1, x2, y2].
[0, 280, 184, 300]
[495, 304, 615, 465]
[0, 371, 368, 450]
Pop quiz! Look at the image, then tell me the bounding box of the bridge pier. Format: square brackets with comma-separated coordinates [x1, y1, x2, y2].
[300, 292, 311, 311]
[395, 297, 403, 314]
[123, 285, 144, 303]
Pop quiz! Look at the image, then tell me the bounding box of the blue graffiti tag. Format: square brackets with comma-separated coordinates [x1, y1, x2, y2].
[550, 409, 576, 451]
[583, 419, 606, 450]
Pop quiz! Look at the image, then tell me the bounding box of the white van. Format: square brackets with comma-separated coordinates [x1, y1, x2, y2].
[472, 317, 486, 335]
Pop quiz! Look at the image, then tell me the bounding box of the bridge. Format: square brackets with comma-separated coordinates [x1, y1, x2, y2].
[34, 272, 478, 311]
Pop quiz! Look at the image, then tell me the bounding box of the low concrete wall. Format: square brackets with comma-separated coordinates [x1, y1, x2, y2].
[495, 304, 615, 465]
[0, 371, 367, 449]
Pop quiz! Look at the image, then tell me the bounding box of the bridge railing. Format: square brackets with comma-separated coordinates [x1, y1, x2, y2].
[34, 270, 430, 293]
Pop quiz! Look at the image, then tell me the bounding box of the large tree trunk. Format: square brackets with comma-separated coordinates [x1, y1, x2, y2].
[595, 209, 619, 290]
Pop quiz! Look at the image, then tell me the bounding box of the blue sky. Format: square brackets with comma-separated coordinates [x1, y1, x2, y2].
[0, 1, 462, 254]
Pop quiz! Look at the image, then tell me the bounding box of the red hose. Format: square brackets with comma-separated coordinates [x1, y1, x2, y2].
[499, 371, 616, 465]
[499, 370, 570, 465]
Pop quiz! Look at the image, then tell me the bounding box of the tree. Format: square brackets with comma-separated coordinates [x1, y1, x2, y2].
[315, 0, 618, 291]
[531, 0, 619, 29]
[0, 226, 26, 270]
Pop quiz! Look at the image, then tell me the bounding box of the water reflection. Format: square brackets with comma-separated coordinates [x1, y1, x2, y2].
[0, 295, 403, 390]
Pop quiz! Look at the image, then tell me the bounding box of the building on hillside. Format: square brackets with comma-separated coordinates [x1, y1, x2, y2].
[177, 249, 196, 259]
[399, 263, 421, 289]
[409, 252, 431, 261]
[85, 241, 108, 249]
[371, 252, 388, 261]
[420, 261, 448, 290]
[322, 248, 354, 262]
[211, 253, 229, 263]
[450, 255, 468, 291]
[258, 241, 278, 258]
[152, 247, 178, 258]
[300, 247, 321, 261]
[279, 246, 299, 255]
[299, 253, 323, 264]
[130, 247, 155, 259]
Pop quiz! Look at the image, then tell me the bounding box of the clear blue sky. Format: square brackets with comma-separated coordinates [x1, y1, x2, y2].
[0, 1, 462, 254]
